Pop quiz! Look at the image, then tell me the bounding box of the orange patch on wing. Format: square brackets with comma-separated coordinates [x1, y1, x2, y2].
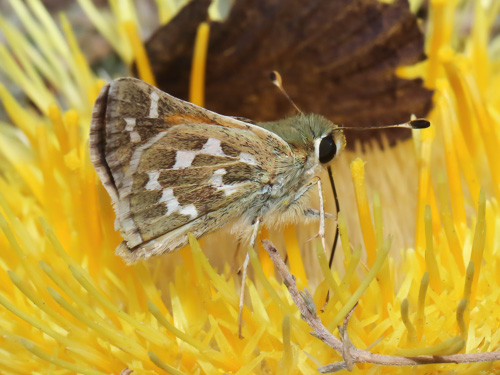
[164, 114, 219, 126]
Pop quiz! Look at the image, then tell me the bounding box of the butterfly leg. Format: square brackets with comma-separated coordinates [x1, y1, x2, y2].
[316, 179, 327, 252]
[238, 216, 261, 339]
[303, 208, 336, 220]
[294, 178, 331, 252]
[292, 176, 320, 203]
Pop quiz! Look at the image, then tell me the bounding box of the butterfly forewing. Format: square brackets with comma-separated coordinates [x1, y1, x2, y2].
[90, 77, 292, 263]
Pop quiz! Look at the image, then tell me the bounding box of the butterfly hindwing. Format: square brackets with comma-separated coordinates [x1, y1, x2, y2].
[90, 78, 292, 263]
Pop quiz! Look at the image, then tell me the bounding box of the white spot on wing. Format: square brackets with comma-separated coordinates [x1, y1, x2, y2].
[159, 188, 180, 215]
[201, 138, 227, 157]
[210, 168, 241, 196]
[173, 150, 197, 169]
[210, 168, 226, 187]
[172, 138, 231, 169]
[125, 118, 141, 142]
[159, 188, 197, 219]
[149, 91, 159, 118]
[145, 171, 162, 191]
[220, 184, 240, 195]
[124, 118, 135, 130]
[239, 152, 257, 166]
[179, 204, 197, 219]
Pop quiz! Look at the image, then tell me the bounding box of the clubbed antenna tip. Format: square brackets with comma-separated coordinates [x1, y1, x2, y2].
[409, 119, 430, 129]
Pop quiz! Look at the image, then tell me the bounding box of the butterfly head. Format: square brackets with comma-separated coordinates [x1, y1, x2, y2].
[258, 113, 345, 167]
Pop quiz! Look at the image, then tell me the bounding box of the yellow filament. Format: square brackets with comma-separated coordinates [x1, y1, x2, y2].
[68, 265, 168, 347]
[315, 241, 345, 302]
[438, 92, 466, 226]
[149, 301, 239, 372]
[190, 22, 210, 107]
[284, 226, 307, 287]
[9, 0, 77, 108]
[436, 173, 465, 274]
[401, 298, 417, 344]
[187, 233, 211, 299]
[40, 261, 113, 329]
[248, 245, 290, 313]
[0, 19, 54, 110]
[329, 236, 392, 331]
[415, 272, 429, 340]
[441, 83, 481, 204]
[20, 339, 107, 375]
[123, 21, 157, 86]
[373, 192, 383, 245]
[37, 123, 62, 228]
[60, 14, 96, 109]
[151, 303, 238, 371]
[439, 48, 479, 158]
[415, 125, 440, 250]
[340, 246, 361, 292]
[29, 0, 72, 62]
[470, 190, 486, 305]
[424, 206, 442, 292]
[0, 291, 69, 343]
[148, 352, 188, 375]
[148, 301, 206, 354]
[470, 2, 489, 92]
[0, 43, 52, 112]
[7, 270, 87, 338]
[0, 82, 37, 139]
[373, 191, 393, 309]
[464, 74, 500, 198]
[394, 336, 464, 356]
[463, 262, 474, 307]
[178, 244, 198, 284]
[46, 286, 149, 361]
[280, 315, 292, 375]
[240, 316, 266, 360]
[0, 213, 46, 292]
[155, 0, 177, 25]
[338, 212, 351, 265]
[443, 54, 500, 198]
[208, 315, 237, 360]
[41, 218, 79, 267]
[350, 158, 376, 266]
[48, 104, 69, 154]
[456, 298, 468, 340]
[77, 0, 130, 62]
[63, 109, 80, 160]
[427, 0, 455, 86]
[234, 353, 269, 375]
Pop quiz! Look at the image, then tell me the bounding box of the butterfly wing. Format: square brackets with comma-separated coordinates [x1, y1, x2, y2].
[90, 77, 292, 263]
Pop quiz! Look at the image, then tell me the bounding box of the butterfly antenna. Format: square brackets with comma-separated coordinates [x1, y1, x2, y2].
[341, 119, 430, 130]
[270, 71, 303, 114]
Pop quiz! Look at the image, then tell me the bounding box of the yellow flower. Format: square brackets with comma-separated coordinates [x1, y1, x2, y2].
[0, 0, 499, 374]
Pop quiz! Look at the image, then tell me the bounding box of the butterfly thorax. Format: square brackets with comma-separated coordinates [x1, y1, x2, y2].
[240, 114, 345, 227]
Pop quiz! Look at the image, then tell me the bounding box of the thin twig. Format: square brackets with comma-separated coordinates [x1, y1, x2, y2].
[338, 303, 357, 371]
[262, 240, 500, 372]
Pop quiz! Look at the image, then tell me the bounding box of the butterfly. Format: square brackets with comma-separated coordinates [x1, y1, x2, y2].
[89, 77, 353, 264]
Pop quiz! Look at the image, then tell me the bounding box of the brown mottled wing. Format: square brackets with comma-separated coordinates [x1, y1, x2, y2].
[90, 77, 291, 263]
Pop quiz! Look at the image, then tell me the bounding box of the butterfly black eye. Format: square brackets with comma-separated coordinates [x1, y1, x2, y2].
[319, 135, 337, 164]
